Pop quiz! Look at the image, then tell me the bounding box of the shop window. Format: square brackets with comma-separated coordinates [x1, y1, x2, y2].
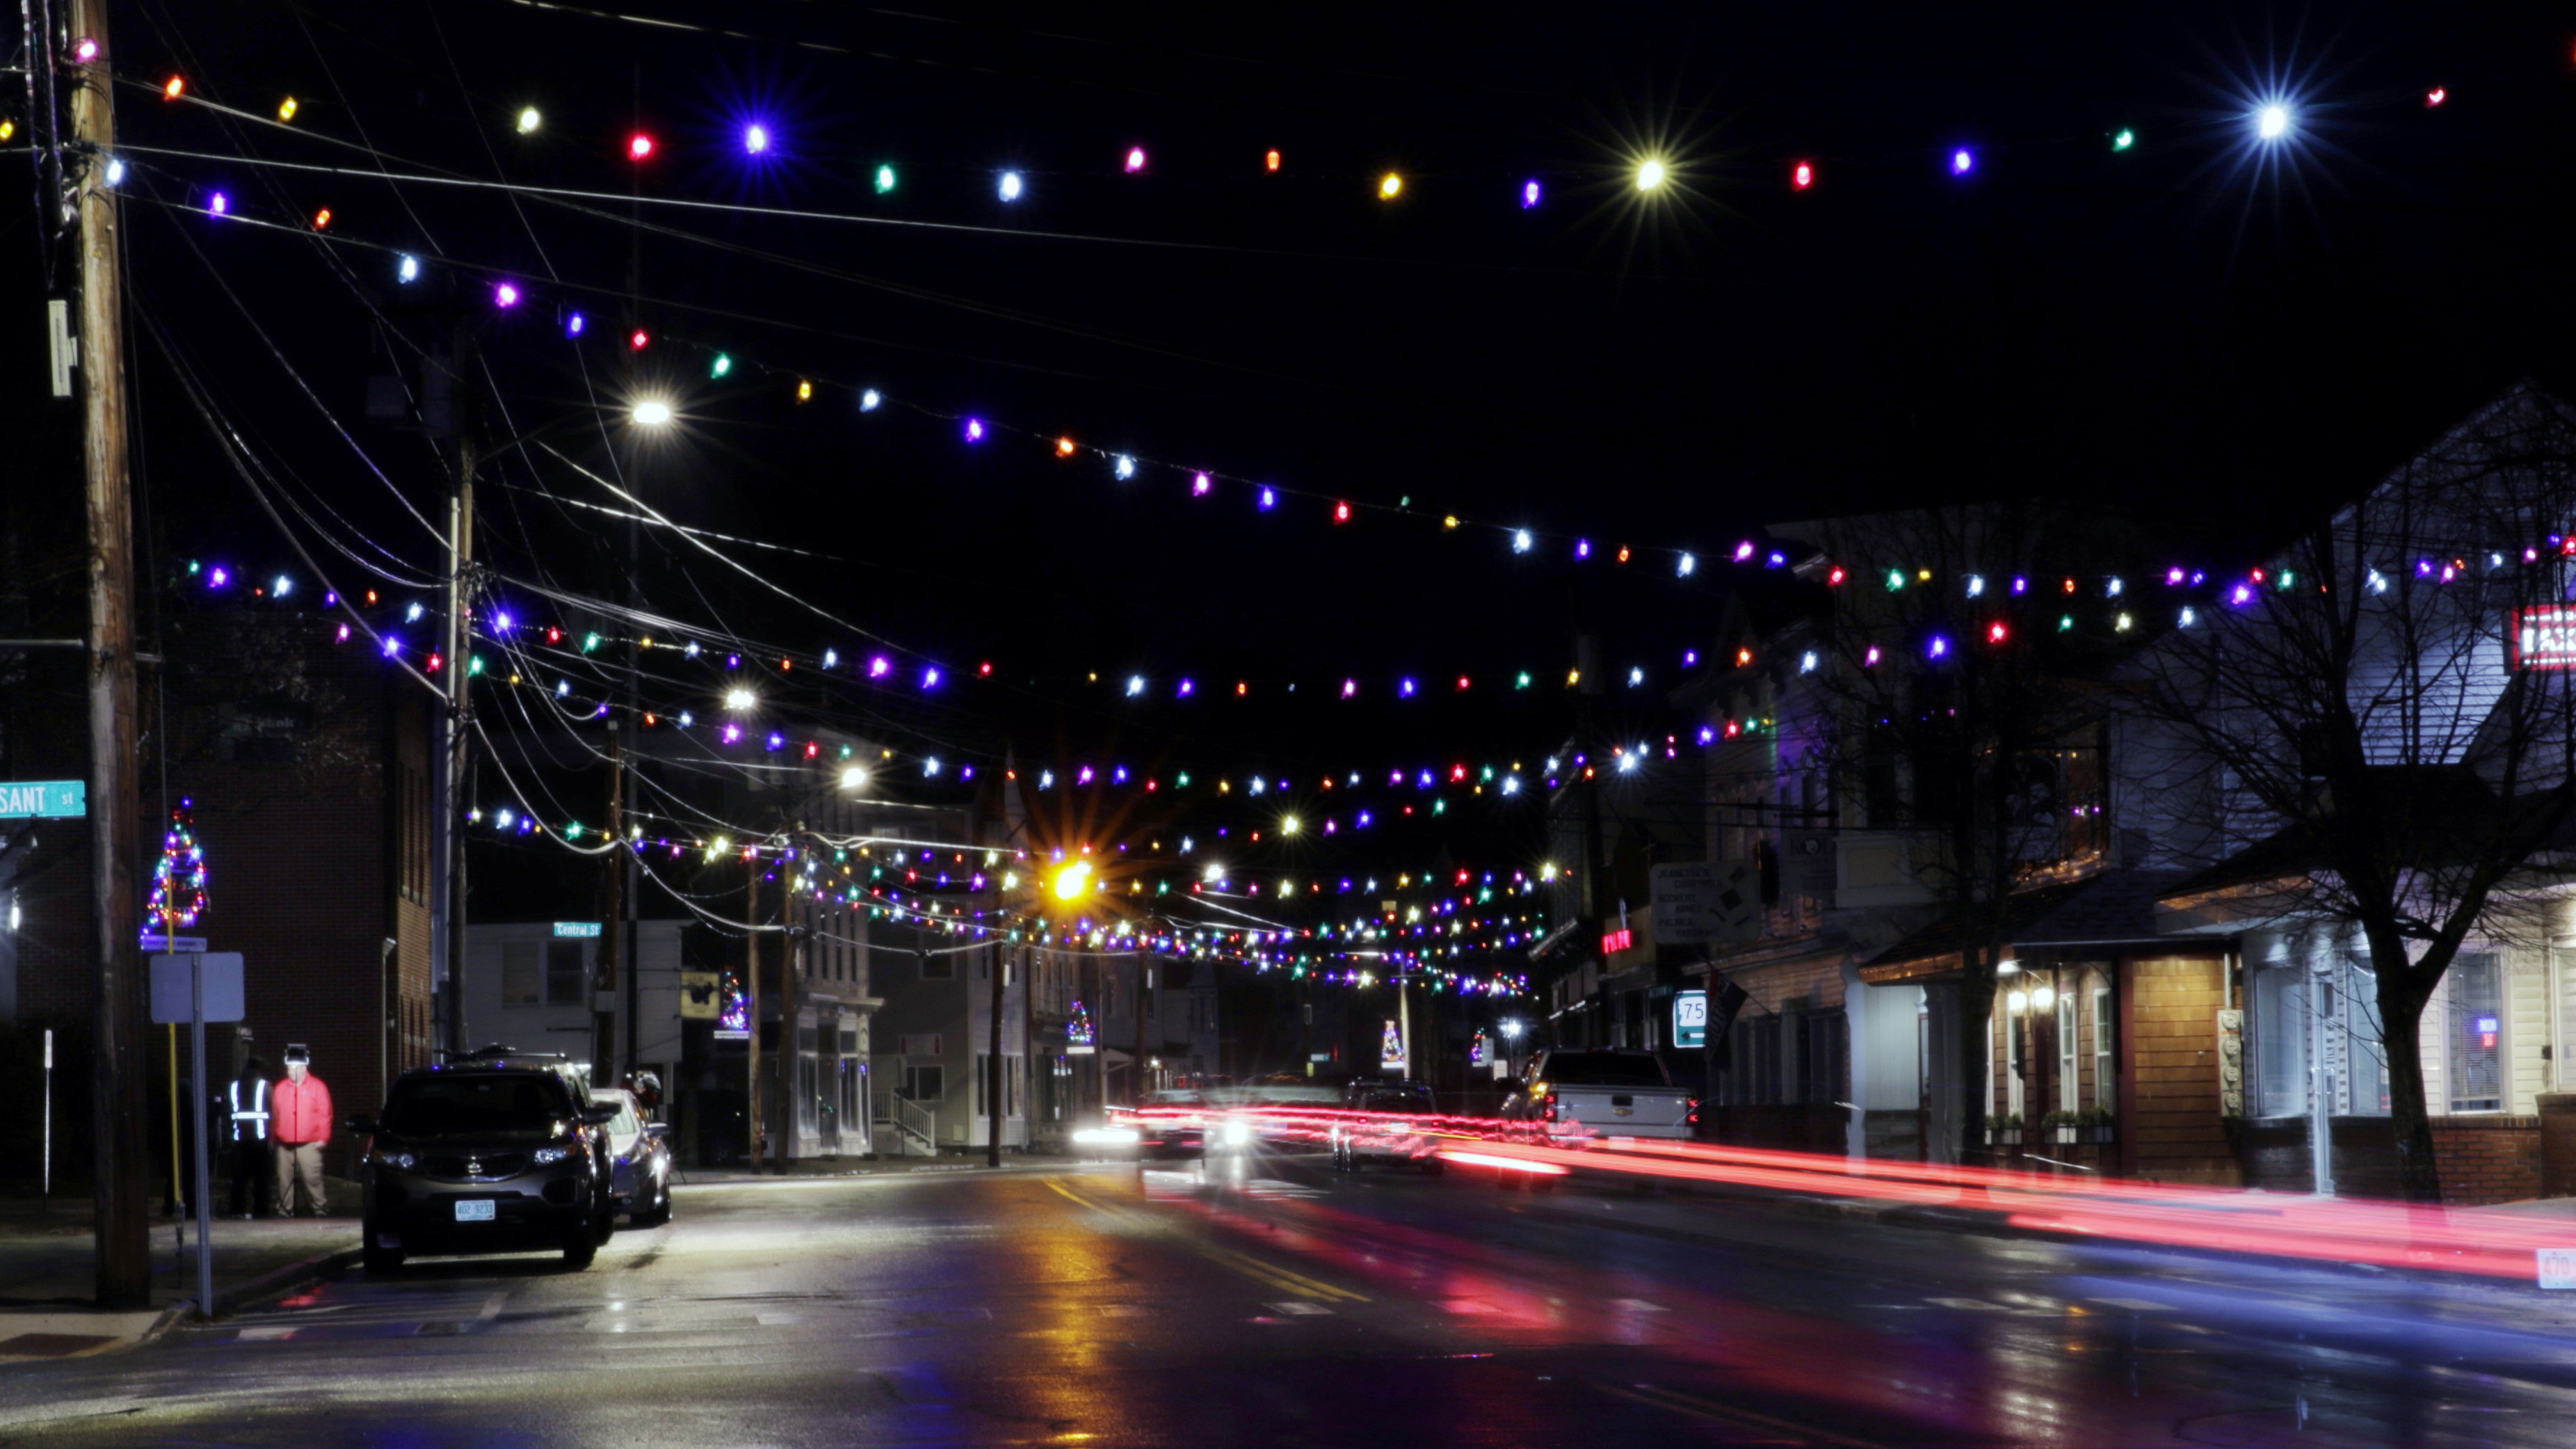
[2057, 990, 2079, 1114]
[2448, 951, 2504, 1112]
[2091, 984, 2114, 1112]
[546, 940, 586, 1005]
[903, 1064, 944, 1101]
[501, 941, 540, 1006]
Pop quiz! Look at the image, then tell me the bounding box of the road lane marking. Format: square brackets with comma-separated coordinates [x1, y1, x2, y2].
[1602, 1382, 1894, 1448]
[1044, 1178, 1368, 1304]
[1925, 1297, 2009, 1311]
[2089, 1297, 2172, 1312]
[1611, 1298, 1668, 1313]
[1267, 1302, 1330, 1315]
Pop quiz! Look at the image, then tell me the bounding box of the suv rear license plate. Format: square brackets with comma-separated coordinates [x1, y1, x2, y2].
[454, 1200, 496, 1222]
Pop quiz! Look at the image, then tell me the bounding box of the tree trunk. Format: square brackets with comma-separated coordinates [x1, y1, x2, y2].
[2377, 973, 2440, 1203]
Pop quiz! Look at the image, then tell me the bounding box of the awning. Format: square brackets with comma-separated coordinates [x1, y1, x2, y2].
[1857, 870, 2175, 985]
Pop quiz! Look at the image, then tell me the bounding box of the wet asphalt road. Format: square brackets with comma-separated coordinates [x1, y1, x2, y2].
[5, 1152, 2575, 1447]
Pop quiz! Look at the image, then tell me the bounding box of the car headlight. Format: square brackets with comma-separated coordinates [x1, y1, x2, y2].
[533, 1147, 573, 1164]
[1221, 1121, 1252, 1147]
[376, 1151, 415, 1169]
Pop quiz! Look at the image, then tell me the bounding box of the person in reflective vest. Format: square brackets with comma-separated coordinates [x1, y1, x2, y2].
[226, 1055, 273, 1219]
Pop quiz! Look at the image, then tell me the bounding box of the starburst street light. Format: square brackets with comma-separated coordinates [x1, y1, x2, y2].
[1052, 860, 1093, 902]
[2255, 102, 2292, 140]
[839, 766, 868, 790]
[1635, 158, 1668, 191]
[631, 399, 675, 426]
[723, 687, 756, 712]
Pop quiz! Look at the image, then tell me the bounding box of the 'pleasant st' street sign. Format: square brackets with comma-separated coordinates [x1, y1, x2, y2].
[0, 780, 86, 819]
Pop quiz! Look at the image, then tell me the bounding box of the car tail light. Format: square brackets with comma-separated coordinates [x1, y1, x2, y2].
[1686, 1097, 1701, 1126]
[1540, 1092, 1559, 1123]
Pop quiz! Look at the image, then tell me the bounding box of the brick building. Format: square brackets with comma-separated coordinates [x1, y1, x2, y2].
[0, 607, 438, 1187]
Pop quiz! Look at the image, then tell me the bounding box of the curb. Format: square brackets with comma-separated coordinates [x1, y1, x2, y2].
[136, 1245, 364, 1344]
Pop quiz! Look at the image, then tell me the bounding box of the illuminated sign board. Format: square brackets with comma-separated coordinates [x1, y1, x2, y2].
[2511, 605, 2576, 671]
[1673, 988, 1707, 1048]
[553, 921, 602, 938]
[1600, 927, 1633, 954]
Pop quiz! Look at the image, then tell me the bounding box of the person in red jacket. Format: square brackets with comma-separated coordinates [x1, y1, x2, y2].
[271, 1044, 334, 1217]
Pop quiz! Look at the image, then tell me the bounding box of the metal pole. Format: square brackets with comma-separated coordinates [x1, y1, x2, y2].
[42, 1028, 52, 1212]
[189, 953, 212, 1318]
[166, 1023, 178, 1212]
[1399, 975, 1414, 1080]
[68, 0, 148, 1307]
[744, 866, 761, 1172]
[2310, 958, 2335, 1197]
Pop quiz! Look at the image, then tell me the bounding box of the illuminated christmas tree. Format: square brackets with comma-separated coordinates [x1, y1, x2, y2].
[145, 797, 209, 936]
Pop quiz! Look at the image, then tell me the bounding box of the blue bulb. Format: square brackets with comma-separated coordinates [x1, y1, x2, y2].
[396, 254, 420, 284]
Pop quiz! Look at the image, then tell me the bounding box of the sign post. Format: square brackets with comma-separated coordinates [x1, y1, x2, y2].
[150, 952, 243, 1320]
[40, 1030, 51, 1215]
[1650, 861, 1761, 945]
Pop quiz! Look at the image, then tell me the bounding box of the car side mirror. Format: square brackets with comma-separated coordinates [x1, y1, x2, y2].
[644, 1123, 669, 1139]
[343, 1114, 377, 1135]
[580, 1103, 619, 1125]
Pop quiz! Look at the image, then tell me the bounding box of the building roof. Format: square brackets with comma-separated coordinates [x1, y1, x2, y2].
[1856, 870, 2175, 984]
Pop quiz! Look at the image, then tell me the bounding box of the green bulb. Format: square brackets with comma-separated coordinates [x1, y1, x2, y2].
[711, 354, 732, 378]
[874, 163, 896, 193]
[2111, 128, 2135, 152]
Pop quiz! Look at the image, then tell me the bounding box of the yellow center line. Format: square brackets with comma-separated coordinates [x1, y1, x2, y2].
[1602, 1382, 1893, 1449]
[1041, 1176, 1369, 1303]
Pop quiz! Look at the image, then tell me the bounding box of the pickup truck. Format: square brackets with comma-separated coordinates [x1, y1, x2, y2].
[1500, 1048, 1696, 1142]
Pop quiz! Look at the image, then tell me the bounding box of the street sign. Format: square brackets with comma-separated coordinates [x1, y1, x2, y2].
[553, 921, 602, 938]
[679, 970, 721, 1019]
[0, 780, 86, 819]
[1674, 988, 1707, 1049]
[2541, 1248, 2576, 1290]
[1785, 830, 1838, 899]
[149, 952, 244, 1024]
[1650, 860, 1760, 944]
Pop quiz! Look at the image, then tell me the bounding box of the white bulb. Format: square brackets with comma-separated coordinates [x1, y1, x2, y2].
[998, 171, 1023, 201]
[631, 400, 674, 426]
[2257, 104, 2290, 140]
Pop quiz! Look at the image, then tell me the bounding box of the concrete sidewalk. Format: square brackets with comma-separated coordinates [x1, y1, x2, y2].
[0, 1196, 360, 1363]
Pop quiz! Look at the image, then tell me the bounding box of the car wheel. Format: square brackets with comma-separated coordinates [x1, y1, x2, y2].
[562, 1223, 599, 1269]
[361, 1222, 403, 1276]
[636, 1180, 671, 1227]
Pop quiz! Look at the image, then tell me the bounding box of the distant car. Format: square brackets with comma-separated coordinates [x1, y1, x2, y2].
[353, 1055, 619, 1273]
[592, 1087, 673, 1226]
[1134, 1089, 1210, 1158]
[1500, 1048, 1695, 1142]
[1330, 1078, 1443, 1174]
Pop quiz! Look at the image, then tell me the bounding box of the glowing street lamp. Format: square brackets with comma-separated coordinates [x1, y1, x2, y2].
[1635, 158, 1668, 191]
[1052, 860, 1093, 902]
[2255, 102, 2292, 141]
[630, 399, 674, 426]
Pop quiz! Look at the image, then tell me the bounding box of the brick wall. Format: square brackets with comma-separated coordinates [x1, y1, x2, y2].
[2430, 1115, 2543, 1206]
[2236, 1114, 2543, 1203]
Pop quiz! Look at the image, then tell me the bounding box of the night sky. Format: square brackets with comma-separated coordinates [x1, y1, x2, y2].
[15, 1, 2576, 903]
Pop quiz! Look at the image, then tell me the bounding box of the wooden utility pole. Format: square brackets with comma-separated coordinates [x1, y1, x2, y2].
[778, 909, 799, 1170]
[985, 940, 1003, 1167]
[439, 326, 477, 1061]
[744, 865, 761, 1171]
[599, 724, 624, 1084]
[65, 0, 148, 1308]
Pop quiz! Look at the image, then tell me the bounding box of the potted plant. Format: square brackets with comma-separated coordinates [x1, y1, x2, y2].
[2043, 1110, 2082, 1145]
[1988, 1112, 2023, 1146]
[2082, 1107, 2117, 1144]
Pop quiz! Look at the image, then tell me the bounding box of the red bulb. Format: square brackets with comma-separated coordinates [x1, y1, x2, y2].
[1792, 159, 1814, 191]
[1264, 148, 1281, 173]
[1333, 501, 1351, 523]
[2424, 86, 2447, 108]
[628, 133, 654, 161]
[1988, 621, 2010, 644]
[629, 328, 649, 351]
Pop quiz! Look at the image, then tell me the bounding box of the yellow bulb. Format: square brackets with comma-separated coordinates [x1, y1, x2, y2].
[515, 106, 541, 135]
[277, 97, 298, 122]
[1378, 173, 1403, 199]
[1636, 159, 1667, 191]
[796, 379, 814, 402]
[1052, 862, 1093, 902]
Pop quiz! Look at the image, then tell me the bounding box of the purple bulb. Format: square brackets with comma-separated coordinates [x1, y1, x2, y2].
[1950, 148, 1974, 176]
[494, 282, 520, 308]
[1520, 179, 1541, 209]
[964, 418, 984, 442]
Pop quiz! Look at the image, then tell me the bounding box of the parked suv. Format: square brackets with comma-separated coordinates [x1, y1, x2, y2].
[351, 1055, 620, 1273]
